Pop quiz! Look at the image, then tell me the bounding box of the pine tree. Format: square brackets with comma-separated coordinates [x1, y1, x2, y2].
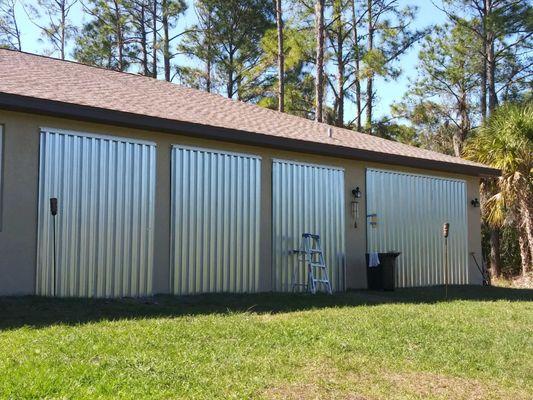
[75, 0, 135, 71]
[314, 0, 325, 122]
[179, 0, 274, 100]
[361, 0, 426, 133]
[440, 0, 532, 276]
[394, 25, 481, 157]
[25, 0, 78, 59]
[255, 20, 315, 118]
[275, 0, 284, 112]
[160, 0, 187, 81]
[0, 0, 22, 50]
[129, 0, 154, 75]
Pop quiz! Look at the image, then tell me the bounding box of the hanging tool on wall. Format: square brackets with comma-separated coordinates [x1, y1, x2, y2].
[351, 187, 361, 228]
[443, 222, 450, 300]
[367, 213, 378, 228]
[50, 197, 58, 297]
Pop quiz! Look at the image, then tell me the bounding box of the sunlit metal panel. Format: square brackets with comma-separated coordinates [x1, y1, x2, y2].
[170, 145, 261, 294]
[272, 160, 346, 292]
[36, 128, 156, 297]
[366, 168, 468, 287]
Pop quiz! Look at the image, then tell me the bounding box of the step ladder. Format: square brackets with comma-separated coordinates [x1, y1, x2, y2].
[292, 233, 332, 294]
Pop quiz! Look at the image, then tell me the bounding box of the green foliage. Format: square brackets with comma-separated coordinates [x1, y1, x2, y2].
[362, 1, 427, 81]
[175, 65, 209, 89]
[73, 0, 135, 70]
[394, 24, 481, 156]
[162, 0, 187, 29]
[260, 25, 313, 72]
[1, 290, 532, 398]
[466, 102, 533, 173]
[465, 101, 532, 228]
[179, 0, 274, 99]
[482, 225, 522, 277]
[257, 74, 315, 119]
[372, 119, 420, 146]
[254, 21, 315, 118]
[441, 0, 533, 105]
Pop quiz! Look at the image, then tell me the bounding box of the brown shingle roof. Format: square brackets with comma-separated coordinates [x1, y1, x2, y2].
[0, 49, 498, 176]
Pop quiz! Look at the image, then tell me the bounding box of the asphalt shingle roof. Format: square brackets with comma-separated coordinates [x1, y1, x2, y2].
[0, 49, 497, 176]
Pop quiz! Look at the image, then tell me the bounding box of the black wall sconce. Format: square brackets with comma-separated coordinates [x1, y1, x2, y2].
[471, 198, 480, 207]
[351, 187, 361, 228]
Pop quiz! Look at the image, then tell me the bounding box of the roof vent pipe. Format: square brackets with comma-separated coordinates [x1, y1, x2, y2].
[328, 127, 332, 138]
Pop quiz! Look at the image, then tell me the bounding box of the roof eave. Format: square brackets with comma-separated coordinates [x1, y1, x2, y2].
[0, 92, 501, 177]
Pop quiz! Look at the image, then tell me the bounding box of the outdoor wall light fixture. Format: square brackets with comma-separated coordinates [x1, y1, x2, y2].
[351, 187, 361, 228]
[471, 198, 480, 207]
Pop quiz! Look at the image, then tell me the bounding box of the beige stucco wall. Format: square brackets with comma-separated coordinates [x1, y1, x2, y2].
[0, 110, 483, 295]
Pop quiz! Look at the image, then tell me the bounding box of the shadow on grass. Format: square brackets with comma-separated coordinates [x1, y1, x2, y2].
[0, 285, 531, 330]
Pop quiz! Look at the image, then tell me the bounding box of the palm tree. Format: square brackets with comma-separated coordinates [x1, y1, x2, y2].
[464, 101, 533, 277]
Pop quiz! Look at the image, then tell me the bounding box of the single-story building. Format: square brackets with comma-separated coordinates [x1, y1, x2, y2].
[0, 49, 499, 297]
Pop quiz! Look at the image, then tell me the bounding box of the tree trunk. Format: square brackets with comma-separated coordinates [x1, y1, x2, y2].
[452, 132, 462, 158]
[490, 228, 502, 277]
[114, 0, 124, 71]
[60, 0, 66, 59]
[140, 2, 149, 75]
[517, 228, 531, 277]
[276, 0, 284, 112]
[454, 86, 470, 157]
[227, 49, 235, 98]
[204, 8, 213, 92]
[482, 0, 503, 277]
[9, 0, 22, 51]
[484, 0, 497, 113]
[334, 0, 344, 127]
[351, 0, 362, 131]
[480, 59, 487, 120]
[487, 38, 497, 112]
[480, 5, 487, 121]
[152, 0, 158, 78]
[315, 0, 325, 123]
[365, 0, 373, 133]
[206, 56, 211, 92]
[162, 0, 171, 81]
[518, 193, 533, 268]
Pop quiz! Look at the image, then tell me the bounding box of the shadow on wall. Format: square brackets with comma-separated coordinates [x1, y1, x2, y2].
[0, 286, 531, 330]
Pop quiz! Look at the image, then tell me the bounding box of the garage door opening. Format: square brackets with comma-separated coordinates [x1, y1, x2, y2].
[170, 146, 261, 295]
[36, 128, 156, 297]
[366, 168, 468, 287]
[272, 160, 346, 292]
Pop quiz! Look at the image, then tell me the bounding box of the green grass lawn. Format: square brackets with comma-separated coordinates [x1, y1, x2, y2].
[1, 286, 532, 399]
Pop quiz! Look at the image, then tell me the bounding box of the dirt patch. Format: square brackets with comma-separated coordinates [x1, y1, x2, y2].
[493, 272, 533, 289]
[383, 371, 528, 400]
[261, 360, 529, 400]
[264, 383, 370, 400]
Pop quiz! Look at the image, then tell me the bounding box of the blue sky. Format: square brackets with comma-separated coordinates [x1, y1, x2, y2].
[15, 0, 446, 119]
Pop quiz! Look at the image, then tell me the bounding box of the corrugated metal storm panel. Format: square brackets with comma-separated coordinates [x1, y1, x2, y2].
[366, 168, 468, 287]
[170, 145, 261, 295]
[36, 128, 156, 297]
[272, 160, 346, 292]
[0, 124, 4, 231]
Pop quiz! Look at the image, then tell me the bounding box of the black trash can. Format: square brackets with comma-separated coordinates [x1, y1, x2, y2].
[379, 252, 401, 291]
[365, 253, 382, 290]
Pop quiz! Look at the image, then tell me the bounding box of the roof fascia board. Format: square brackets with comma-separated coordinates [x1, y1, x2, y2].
[0, 93, 500, 177]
